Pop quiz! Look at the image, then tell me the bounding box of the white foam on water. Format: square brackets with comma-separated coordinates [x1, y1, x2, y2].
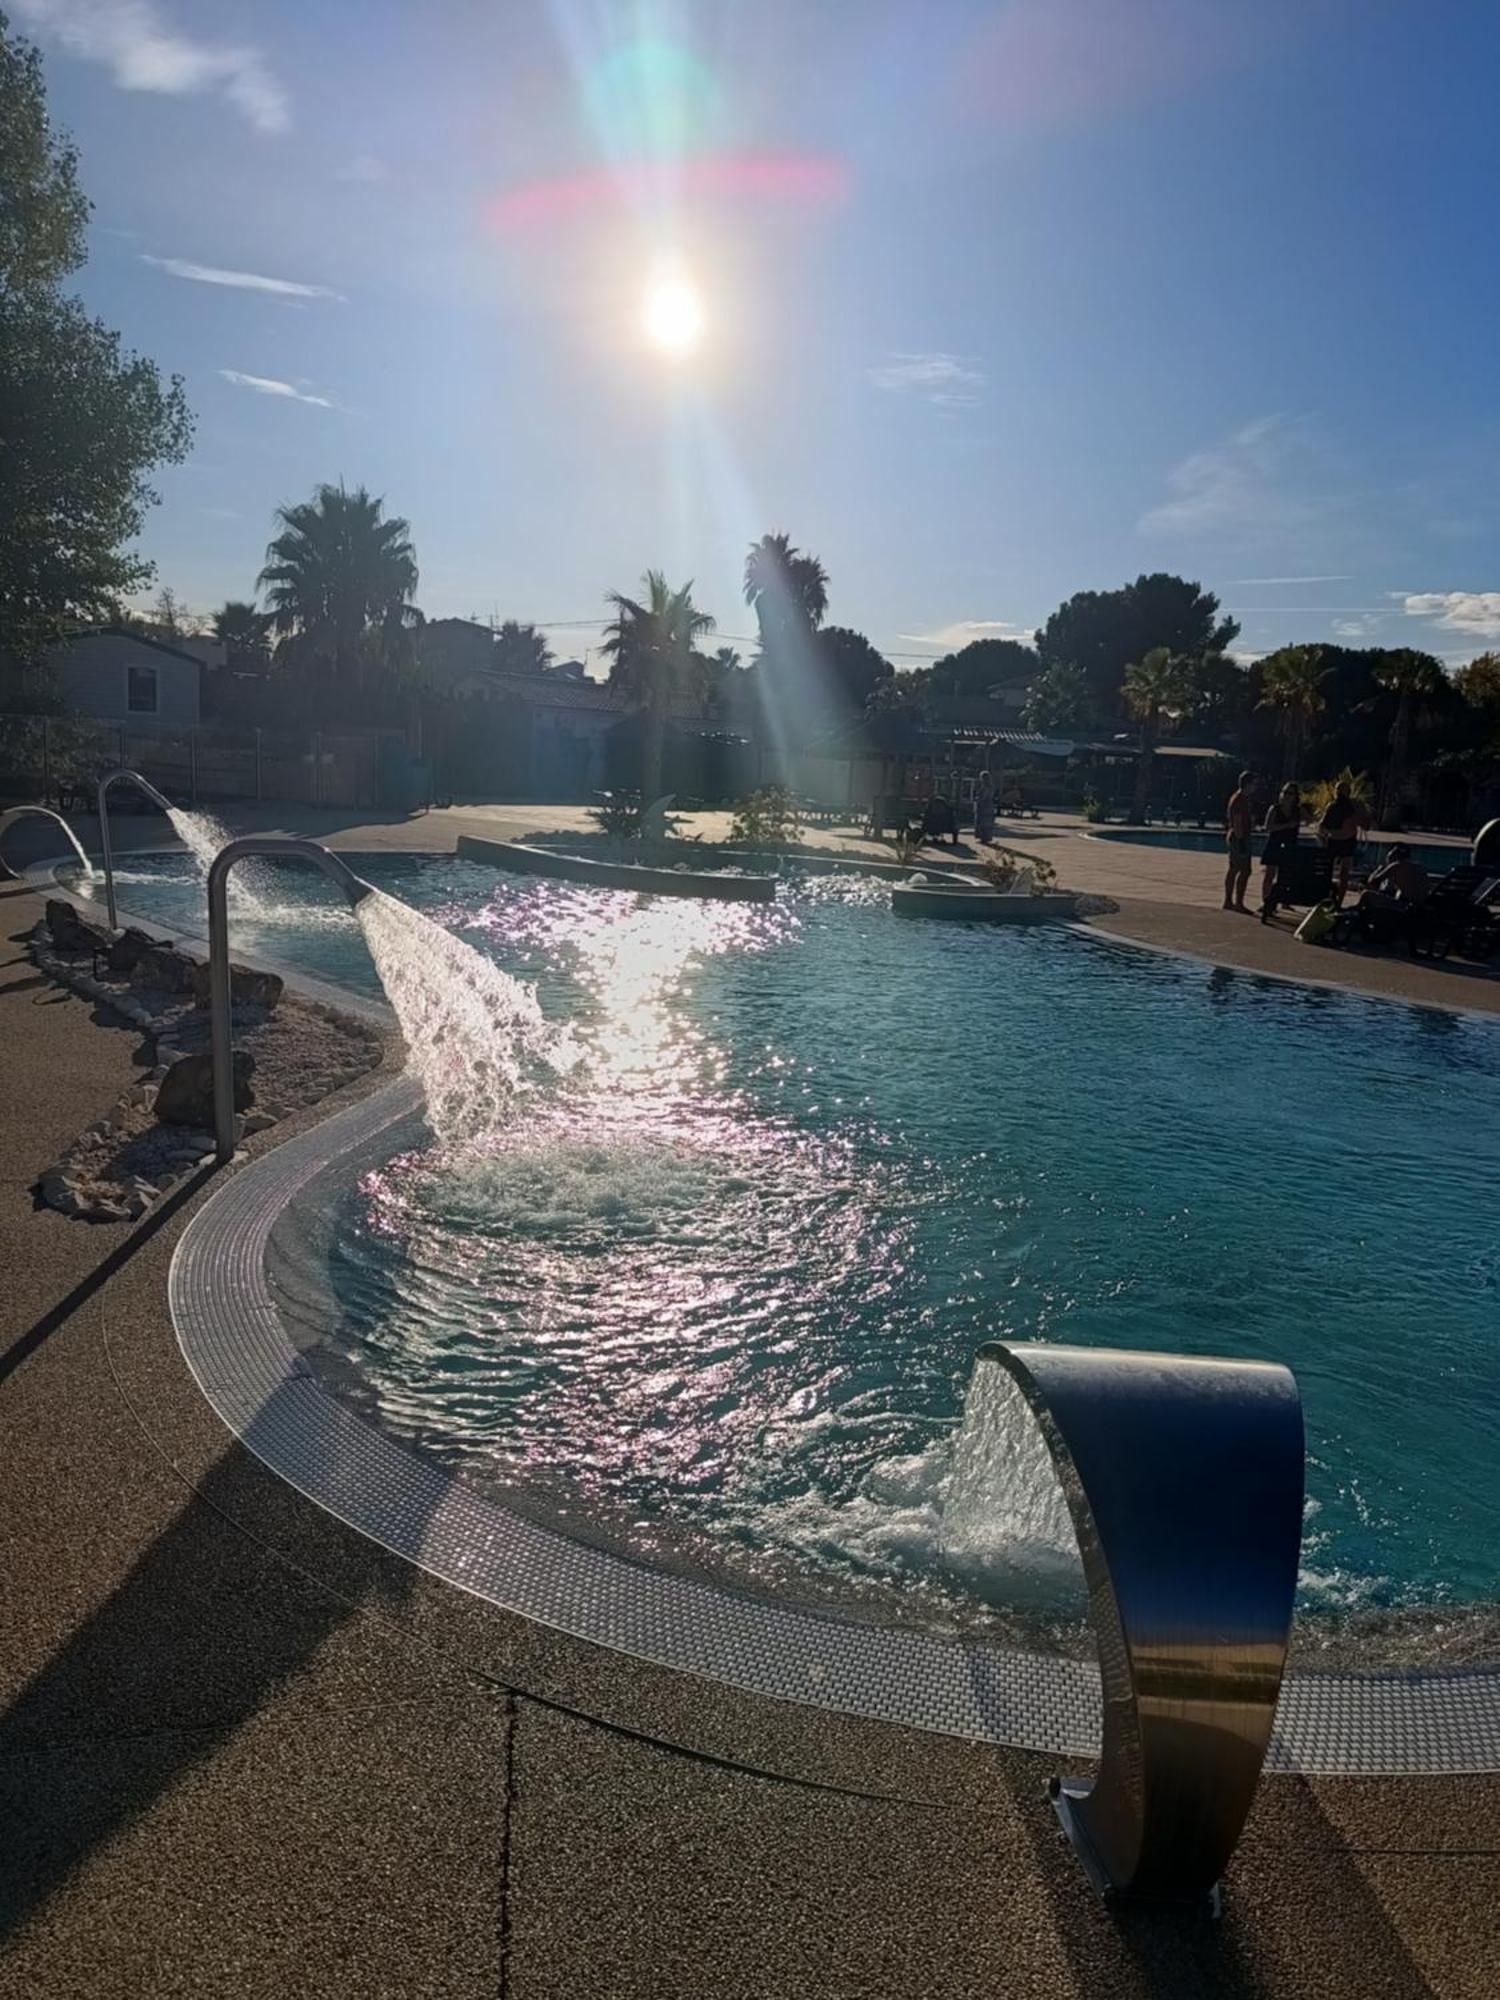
[356, 886, 572, 1146]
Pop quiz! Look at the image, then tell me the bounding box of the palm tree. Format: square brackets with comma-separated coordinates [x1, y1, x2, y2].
[1122, 647, 1193, 822]
[258, 483, 419, 696]
[213, 599, 270, 672]
[1256, 645, 1329, 784]
[602, 571, 713, 806]
[492, 619, 552, 676]
[1373, 648, 1446, 827]
[712, 645, 742, 675]
[743, 533, 828, 689]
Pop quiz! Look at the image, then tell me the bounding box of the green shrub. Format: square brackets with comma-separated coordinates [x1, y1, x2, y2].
[729, 786, 803, 848]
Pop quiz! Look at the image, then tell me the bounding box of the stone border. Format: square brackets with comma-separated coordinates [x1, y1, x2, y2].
[169, 1075, 1500, 1776]
[456, 834, 777, 901]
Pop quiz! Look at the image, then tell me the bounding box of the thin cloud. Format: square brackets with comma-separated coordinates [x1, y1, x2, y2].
[899, 619, 1033, 651]
[1401, 591, 1500, 640]
[868, 353, 986, 408]
[12, 0, 288, 134]
[1139, 415, 1333, 542]
[336, 153, 387, 184]
[144, 256, 345, 302]
[219, 369, 334, 409]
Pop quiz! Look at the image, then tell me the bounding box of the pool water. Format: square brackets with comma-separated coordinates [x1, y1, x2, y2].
[99, 853, 1500, 1642]
[1091, 828, 1469, 873]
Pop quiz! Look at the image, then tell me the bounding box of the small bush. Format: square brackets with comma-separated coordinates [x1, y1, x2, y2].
[588, 790, 644, 839]
[729, 786, 803, 848]
[1081, 794, 1109, 823]
[1304, 767, 1373, 822]
[981, 847, 1059, 893]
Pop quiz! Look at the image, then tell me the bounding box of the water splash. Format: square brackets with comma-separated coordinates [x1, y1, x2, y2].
[356, 887, 570, 1146]
[938, 1352, 1082, 1599]
[165, 807, 272, 918]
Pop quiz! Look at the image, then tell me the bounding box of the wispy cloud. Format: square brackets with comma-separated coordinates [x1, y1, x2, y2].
[1401, 591, 1500, 641]
[143, 256, 345, 302]
[899, 619, 1033, 651]
[219, 369, 334, 409]
[12, 0, 287, 133]
[1139, 415, 1328, 539]
[336, 153, 386, 184]
[1332, 615, 1381, 639]
[868, 353, 986, 408]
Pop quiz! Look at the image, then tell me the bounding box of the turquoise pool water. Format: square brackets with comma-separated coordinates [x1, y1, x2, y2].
[1091, 828, 1469, 873]
[99, 854, 1500, 1644]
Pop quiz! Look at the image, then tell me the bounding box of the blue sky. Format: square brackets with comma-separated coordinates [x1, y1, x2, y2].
[17, 0, 1500, 673]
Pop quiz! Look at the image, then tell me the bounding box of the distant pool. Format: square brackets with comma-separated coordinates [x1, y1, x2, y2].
[1090, 828, 1469, 873]
[91, 850, 1500, 1655]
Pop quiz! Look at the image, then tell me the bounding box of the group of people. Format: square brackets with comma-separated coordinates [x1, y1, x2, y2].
[1223, 773, 1431, 927]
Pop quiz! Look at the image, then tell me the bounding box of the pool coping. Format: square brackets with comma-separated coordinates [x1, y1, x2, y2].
[32, 841, 1500, 1770]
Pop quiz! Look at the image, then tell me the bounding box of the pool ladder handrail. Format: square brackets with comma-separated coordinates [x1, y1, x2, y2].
[975, 1339, 1304, 1907]
[207, 836, 374, 1163]
[0, 804, 94, 883]
[97, 768, 176, 929]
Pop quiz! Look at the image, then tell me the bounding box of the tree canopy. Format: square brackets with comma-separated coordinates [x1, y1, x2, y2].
[0, 12, 193, 667]
[492, 619, 552, 676]
[924, 637, 1036, 700]
[1032, 574, 1238, 723]
[818, 625, 893, 711]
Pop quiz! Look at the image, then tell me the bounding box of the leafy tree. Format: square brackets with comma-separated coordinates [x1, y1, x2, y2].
[602, 570, 713, 804]
[925, 637, 1036, 700]
[0, 17, 88, 292]
[1454, 654, 1500, 759]
[712, 645, 742, 674]
[1021, 661, 1090, 733]
[1033, 574, 1238, 723]
[1256, 645, 1329, 783]
[213, 599, 271, 671]
[492, 619, 552, 676]
[1186, 651, 1250, 735]
[1123, 647, 1195, 821]
[259, 483, 420, 698]
[818, 625, 893, 711]
[1373, 648, 1447, 827]
[0, 11, 193, 667]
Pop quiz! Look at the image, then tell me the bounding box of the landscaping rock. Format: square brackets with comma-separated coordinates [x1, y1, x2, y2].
[107, 927, 158, 975]
[130, 943, 199, 995]
[45, 899, 112, 956]
[156, 1049, 254, 1126]
[189, 959, 284, 1012]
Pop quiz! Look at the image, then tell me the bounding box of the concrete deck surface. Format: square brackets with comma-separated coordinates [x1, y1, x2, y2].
[2, 836, 1499, 1996]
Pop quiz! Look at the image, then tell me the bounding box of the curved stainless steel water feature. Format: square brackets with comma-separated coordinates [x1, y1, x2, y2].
[208, 837, 374, 1163]
[975, 1340, 1304, 1907]
[97, 768, 176, 928]
[0, 804, 93, 881]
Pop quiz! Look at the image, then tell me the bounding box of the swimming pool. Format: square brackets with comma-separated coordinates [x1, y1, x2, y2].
[103, 852, 1500, 1656]
[1090, 827, 1469, 873]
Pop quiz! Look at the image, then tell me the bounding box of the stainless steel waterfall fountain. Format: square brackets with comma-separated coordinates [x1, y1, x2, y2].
[0, 804, 94, 882]
[207, 837, 373, 1163]
[975, 1340, 1303, 1908]
[97, 768, 176, 929]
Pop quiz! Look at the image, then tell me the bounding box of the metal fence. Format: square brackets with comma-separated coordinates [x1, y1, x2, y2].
[0, 714, 403, 811]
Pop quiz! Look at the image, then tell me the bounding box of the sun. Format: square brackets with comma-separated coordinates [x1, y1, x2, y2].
[642, 274, 706, 357]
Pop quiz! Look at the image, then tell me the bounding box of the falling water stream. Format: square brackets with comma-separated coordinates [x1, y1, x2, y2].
[165, 807, 273, 918]
[938, 1355, 1082, 1602]
[354, 886, 572, 1146]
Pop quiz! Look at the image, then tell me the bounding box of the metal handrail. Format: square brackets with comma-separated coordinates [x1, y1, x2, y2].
[0, 804, 93, 883]
[975, 1339, 1304, 1906]
[207, 837, 374, 1162]
[97, 768, 175, 928]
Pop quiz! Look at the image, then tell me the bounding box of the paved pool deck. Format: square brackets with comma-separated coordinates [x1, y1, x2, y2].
[2, 818, 1498, 1995]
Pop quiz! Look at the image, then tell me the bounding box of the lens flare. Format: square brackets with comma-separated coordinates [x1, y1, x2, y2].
[642, 274, 706, 355]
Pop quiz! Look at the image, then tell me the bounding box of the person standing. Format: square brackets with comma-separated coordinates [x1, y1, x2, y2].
[1223, 770, 1257, 911]
[974, 770, 996, 844]
[1317, 779, 1370, 905]
[1260, 782, 1302, 922]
